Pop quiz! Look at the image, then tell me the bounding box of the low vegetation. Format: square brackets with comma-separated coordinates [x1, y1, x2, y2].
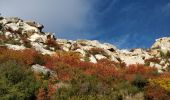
[0, 47, 169, 100]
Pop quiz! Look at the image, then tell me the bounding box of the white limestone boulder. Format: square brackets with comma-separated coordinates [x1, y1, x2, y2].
[5, 44, 26, 50]
[151, 37, 170, 53]
[89, 55, 97, 63]
[32, 64, 54, 75]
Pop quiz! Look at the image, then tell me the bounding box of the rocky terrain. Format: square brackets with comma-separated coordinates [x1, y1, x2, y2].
[0, 16, 170, 100]
[0, 16, 169, 73]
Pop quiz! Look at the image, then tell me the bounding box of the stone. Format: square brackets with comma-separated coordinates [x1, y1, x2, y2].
[89, 55, 97, 63]
[25, 21, 44, 30]
[32, 64, 54, 75]
[5, 17, 21, 23]
[31, 42, 55, 55]
[95, 54, 107, 60]
[29, 33, 46, 43]
[5, 44, 26, 50]
[21, 22, 40, 35]
[151, 37, 170, 53]
[120, 55, 145, 66]
[5, 32, 13, 38]
[5, 23, 19, 32]
[75, 49, 86, 57]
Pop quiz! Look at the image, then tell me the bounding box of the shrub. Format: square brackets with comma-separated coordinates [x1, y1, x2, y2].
[145, 58, 161, 64]
[132, 74, 148, 90]
[55, 75, 140, 100]
[0, 48, 38, 65]
[0, 60, 40, 100]
[149, 77, 170, 92]
[145, 85, 170, 100]
[126, 64, 158, 77]
[33, 54, 45, 65]
[45, 39, 60, 50]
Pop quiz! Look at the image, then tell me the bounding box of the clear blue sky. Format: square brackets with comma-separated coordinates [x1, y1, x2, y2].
[0, 0, 170, 48]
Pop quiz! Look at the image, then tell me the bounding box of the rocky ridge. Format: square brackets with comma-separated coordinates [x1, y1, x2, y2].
[0, 16, 170, 73]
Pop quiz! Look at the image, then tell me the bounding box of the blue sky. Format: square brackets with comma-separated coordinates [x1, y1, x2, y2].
[0, 0, 170, 48]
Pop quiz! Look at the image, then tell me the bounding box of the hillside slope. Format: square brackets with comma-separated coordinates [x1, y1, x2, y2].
[0, 16, 170, 100]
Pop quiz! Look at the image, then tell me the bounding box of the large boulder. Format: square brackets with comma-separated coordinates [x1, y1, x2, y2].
[5, 17, 21, 23]
[5, 23, 19, 32]
[32, 64, 54, 75]
[95, 54, 107, 60]
[19, 22, 40, 36]
[25, 21, 44, 30]
[151, 37, 170, 53]
[120, 55, 145, 66]
[29, 33, 46, 43]
[5, 44, 26, 50]
[31, 42, 55, 55]
[76, 40, 117, 51]
[89, 55, 97, 63]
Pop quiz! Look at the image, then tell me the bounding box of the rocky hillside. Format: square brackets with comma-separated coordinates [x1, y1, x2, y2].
[0, 16, 169, 73]
[0, 16, 170, 100]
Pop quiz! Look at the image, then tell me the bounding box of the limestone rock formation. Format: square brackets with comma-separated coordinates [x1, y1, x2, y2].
[0, 16, 170, 73]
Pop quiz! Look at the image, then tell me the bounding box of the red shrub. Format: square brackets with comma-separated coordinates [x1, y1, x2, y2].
[45, 39, 60, 50]
[127, 64, 157, 75]
[37, 88, 48, 100]
[0, 47, 38, 65]
[145, 58, 161, 64]
[145, 85, 170, 100]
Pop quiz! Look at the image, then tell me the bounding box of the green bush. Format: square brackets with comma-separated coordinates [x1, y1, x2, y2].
[54, 73, 140, 100]
[0, 60, 40, 100]
[132, 74, 148, 90]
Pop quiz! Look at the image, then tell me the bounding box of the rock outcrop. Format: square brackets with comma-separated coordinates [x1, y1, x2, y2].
[0, 16, 170, 73]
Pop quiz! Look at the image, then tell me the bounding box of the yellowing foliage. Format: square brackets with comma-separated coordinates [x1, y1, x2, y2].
[149, 77, 170, 91]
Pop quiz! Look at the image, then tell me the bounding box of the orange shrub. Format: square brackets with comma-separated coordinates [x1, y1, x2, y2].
[0, 47, 38, 65]
[145, 58, 161, 64]
[45, 39, 60, 50]
[37, 88, 48, 100]
[145, 85, 170, 100]
[126, 64, 157, 75]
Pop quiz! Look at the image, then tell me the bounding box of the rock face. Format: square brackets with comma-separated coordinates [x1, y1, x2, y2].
[151, 37, 170, 53]
[0, 16, 170, 73]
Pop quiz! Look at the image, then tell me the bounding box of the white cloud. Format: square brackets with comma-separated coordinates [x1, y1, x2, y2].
[0, 0, 94, 35]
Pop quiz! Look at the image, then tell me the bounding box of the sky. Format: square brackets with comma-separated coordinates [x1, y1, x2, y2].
[0, 0, 170, 49]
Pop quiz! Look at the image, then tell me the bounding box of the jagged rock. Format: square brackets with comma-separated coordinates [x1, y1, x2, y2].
[150, 62, 164, 73]
[21, 22, 40, 35]
[61, 44, 72, 51]
[151, 37, 170, 53]
[5, 32, 13, 38]
[31, 42, 55, 55]
[29, 33, 46, 43]
[45, 32, 56, 40]
[89, 55, 97, 63]
[1, 16, 170, 73]
[77, 40, 117, 51]
[120, 55, 145, 66]
[75, 49, 86, 57]
[25, 21, 44, 30]
[95, 54, 107, 60]
[5, 44, 26, 50]
[5, 17, 21, 23]
[110, 55, 119, 62]
[5, 23, 19, 32]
